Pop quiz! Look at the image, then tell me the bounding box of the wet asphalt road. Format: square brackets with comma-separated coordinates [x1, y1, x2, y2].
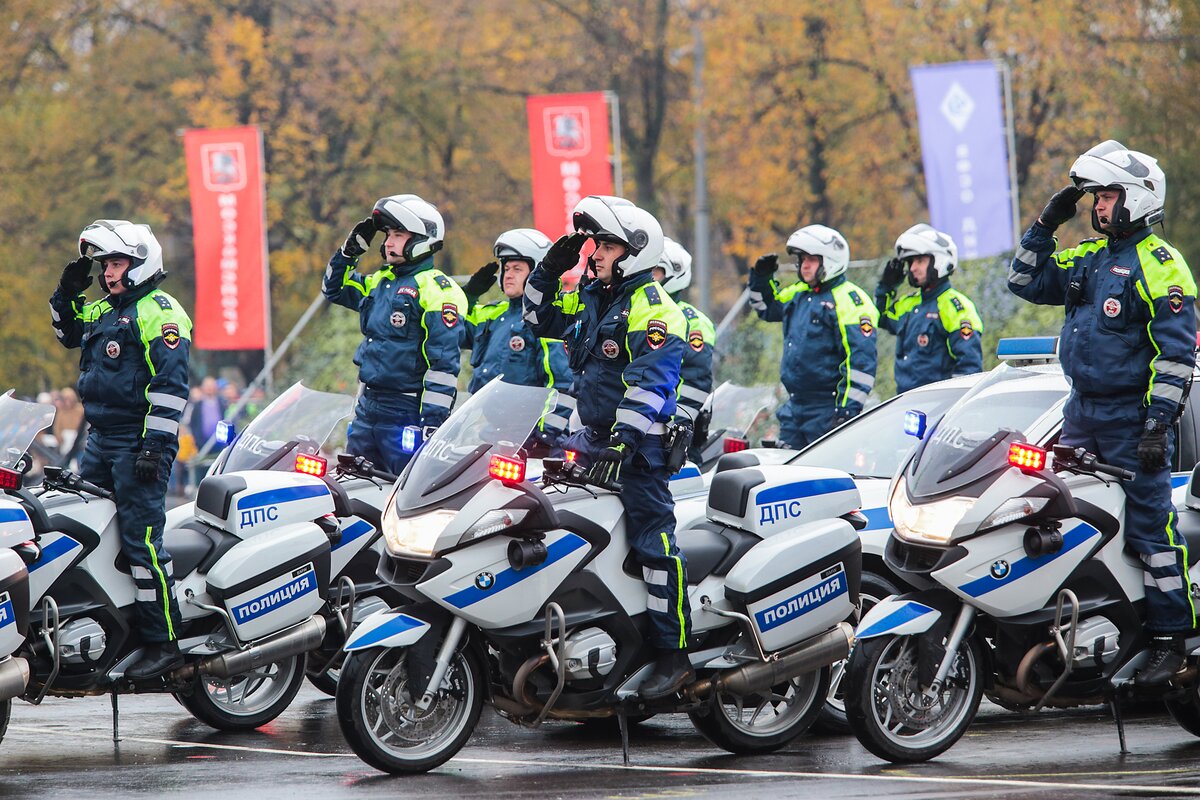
[5, 690, 1200, 799]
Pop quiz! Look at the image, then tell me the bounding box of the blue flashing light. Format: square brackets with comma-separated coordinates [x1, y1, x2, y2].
[215, 420, 236, 447]
[904, 410, 927, 440]
[996, 336, 1059, 361]
[401, 425, 422, 454]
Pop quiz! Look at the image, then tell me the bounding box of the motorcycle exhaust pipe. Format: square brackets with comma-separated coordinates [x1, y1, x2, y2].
[688, 622, 853, 700]
[0, 656, 30, 702]
[195, 617, 327, 679]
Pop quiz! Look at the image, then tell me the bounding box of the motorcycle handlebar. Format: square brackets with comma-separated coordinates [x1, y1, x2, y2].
[1094, 462, 1137, 481]
[44, 470, 113, 500]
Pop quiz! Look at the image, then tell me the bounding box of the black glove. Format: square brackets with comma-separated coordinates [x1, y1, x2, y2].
[60, 256, 93, 296]
[541, 232, 588, 276]
[341, 217, 378, 259]
[1137, 419, 1169, 473]
[134, 443, 165, 483]
[1038, 186, 1086, 229]
[880, 257, 906, 290]
[753, 253, 779, 278]
[464, 262, 500, 298]
[588, 430, 636, 488]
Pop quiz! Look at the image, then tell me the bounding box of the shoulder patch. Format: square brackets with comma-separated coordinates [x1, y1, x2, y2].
[161, 322, 182, 349]
[688, 329, 705, 352]
[646, 319, 668, 349]
[1169, 285, 1185, 313]
[848, 289, 864, 306]
[441, 303, 459, 328]
[950, 296, 965, 312]
[1153, 246, 1174, 265]
[643, 285, 662, 305]
[434, 274, 453, 290]
[859, 316, 874, 336]
[960, 320, 975, 339]
[154, 294, 173, 310]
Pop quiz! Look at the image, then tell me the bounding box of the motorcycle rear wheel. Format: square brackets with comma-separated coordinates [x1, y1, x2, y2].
[689, 667, 829, 754]
[1165, 685, 1200, 736]
[177, 653, 307, 732]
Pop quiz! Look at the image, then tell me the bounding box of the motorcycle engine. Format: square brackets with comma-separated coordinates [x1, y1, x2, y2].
[562, 627, 617, 681]
[1067, 616, 1119, 668]
[58, 618, 107, 665]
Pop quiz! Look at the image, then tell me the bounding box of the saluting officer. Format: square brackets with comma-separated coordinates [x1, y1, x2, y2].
[524, 195, 694, 699]
[50, 220, 191, 680]
[875, 224, 983, 393]
[749, 225, 879, 449]
[1009, 141, 1197, 686]
[323, 195, 467, 474]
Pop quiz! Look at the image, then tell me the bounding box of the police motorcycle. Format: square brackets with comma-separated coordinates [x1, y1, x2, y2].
[335, 379, 864, 774]
[695, 382, 782, 471]
[180, 382, 400, 695]
[0, 392, 342, 733]
[844, 362, 1200, 763]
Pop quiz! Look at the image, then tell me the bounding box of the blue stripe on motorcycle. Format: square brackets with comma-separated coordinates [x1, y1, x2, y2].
[671, 466, 701, 481]
[332, 519, 374, 552]
[860, 506, 892, 530]
[857, 601, 935, 639]
[347, 614, 426, 649]
[957, 522, 1099, 598]
[236, 484, 330, 511]
[1172, 473, 1189, 489]
[443, 533, 588, 609]
[756, 478, 856, 506]
[0, 508, 29, 524]
[27, 535, 80, 573]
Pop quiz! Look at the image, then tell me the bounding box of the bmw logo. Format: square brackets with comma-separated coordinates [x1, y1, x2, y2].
[475, 572, 495, 590]
[990, 560, 1011, 580]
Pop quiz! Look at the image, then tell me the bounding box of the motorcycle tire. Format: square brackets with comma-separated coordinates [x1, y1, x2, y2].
[688, 666, 829, 754]
[176, 652, 308, 732]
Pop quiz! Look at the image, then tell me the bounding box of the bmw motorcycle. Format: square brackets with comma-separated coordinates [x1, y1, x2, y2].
[0, 390, 340, 732]
[844, 364, 1200, 762]
[335, 380, 864, 774]
[182, 382, 399, 694]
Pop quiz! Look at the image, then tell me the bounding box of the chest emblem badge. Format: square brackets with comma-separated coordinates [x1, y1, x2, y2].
[509, 335, 525, 352]
[105, 340, 121, 359]
[917, 333, 930, 347]
[1103, 297, 1122, 318]
[390, 311, 406, 328]
[601, 339, 621, 359]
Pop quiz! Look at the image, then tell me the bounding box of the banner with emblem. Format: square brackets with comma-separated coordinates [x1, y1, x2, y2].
[910, 61, 1015, 259]
[526, 92, 615, 286]
[183, 125, 270, 351]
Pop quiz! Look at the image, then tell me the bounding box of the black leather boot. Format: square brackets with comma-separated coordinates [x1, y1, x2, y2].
[639, 650, 695, 700]
[1134, 635, 1186, 687]
[126, 641, 184, 681]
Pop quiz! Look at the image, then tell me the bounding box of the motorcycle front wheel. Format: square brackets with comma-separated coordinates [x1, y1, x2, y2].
[845, 633, 982, 763]
[689, 667, 829, 753]
[336, 645, 483, 774]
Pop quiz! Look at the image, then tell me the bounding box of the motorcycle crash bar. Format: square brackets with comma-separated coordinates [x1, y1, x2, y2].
[686, 622, 853, 700]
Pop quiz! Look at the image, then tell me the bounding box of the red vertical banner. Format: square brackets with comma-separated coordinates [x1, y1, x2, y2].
[183, 126, 270, 351]
[526, 92, 614, 284]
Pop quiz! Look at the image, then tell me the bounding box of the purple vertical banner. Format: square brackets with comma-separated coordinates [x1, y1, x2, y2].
[910, 61, 1014, 259]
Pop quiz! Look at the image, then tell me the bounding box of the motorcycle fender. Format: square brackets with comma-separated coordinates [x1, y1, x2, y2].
[343, 610, 431, 652]
[855, 595, 941, 640]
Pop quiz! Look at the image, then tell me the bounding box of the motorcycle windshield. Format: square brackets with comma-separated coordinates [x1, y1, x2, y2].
[708, 382, 780, 437]
[212, 382, 355, 474]
[0, 391, 55, 471]
[394, 381, 556, 510]
[908, 364, 1066, 497]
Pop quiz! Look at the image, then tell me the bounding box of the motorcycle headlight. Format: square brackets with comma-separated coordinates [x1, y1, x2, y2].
[980, 496, 1049, 531]
[382, 496, 457, 557]
[889, 476, 976, 546]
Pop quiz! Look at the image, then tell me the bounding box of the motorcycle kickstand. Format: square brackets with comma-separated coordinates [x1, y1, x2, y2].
[617, 709, 631, 767]
[1109, 694, 1129, 755]
[111, 692, 120, 744]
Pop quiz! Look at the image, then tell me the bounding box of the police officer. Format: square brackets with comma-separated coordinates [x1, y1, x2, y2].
[323, 194, 467, 474]
[653, 237, 715, 461]
[524, 195, 693, 699]
[461, 228, 574, 439]
[50, 220, 191, 680]
[875, 224, 984, 393]
[1009, 140, 1197, 686]
[749, 225, 879, 449]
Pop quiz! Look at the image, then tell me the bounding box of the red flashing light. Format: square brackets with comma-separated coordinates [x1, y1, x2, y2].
[724, 436, 749, 454]
[564, 450, 577, 464]
[1008, 442, 1047, 472]
[489, 455, 526, 484]
[295, 453, 328, 478]
[0, 467, 22, 491]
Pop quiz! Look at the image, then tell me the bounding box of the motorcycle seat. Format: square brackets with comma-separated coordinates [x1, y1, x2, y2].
[1173, 507, 1200, 567]
[707, 468, 766, 518]
[119, 521, 231, 578]
[621, 522, 757, 584]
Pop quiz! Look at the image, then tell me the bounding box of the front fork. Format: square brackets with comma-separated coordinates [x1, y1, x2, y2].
[926, 604, 976, 698]
[414, 616, 467, 712]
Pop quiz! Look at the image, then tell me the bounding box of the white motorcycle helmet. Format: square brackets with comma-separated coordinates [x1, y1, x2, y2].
[785, 224, 850, 285]
[371, 194, 445, 261]
[656, 237, 692, 294]
[78, 220, 164, 289]
[1069, 140, 1166, 235]
[493, 228, 553, 288]
[572, 195, 664, 280]
[895, 223, 957, 288]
